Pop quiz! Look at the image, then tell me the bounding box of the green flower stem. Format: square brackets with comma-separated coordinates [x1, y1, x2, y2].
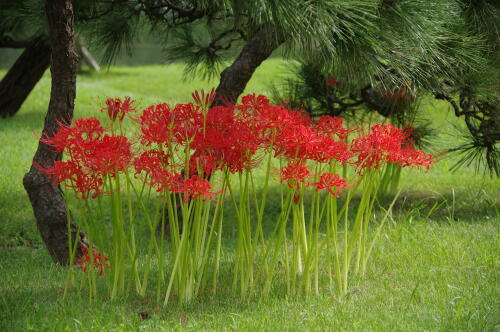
[227, 171, 254, 298]
[361, 189, 402, 276]
[253, 132, 276, 250]
[63, 190, 80, 298]
[125, 173, 164, 297]
[357, 170, 381, 276]
[261, 188, 295, 298]
[163, 210, 190, 306]
[342, 190, 353, 294]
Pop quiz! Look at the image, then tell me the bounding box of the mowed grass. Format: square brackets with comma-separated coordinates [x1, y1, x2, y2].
[0, 59, 498, 331]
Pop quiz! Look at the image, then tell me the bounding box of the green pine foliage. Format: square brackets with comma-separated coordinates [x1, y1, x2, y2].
[1, 0, 497, 173]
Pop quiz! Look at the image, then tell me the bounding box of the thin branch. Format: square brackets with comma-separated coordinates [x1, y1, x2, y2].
[164, 0, 195, 14]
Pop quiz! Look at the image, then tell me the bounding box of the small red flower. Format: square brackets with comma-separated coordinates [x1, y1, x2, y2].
[179, 175, 216, 202]
[313, 172, 346, 197]
[315, 116, 351, 140]
[280, 161, 310, 189]
[351, 123, 433, 171]
[351, 124, 408, 170]
[326, 76, 340, 87]
[189, 152, 218, 176]
[138, 103, 175, 145]
[172, 103, 203, 144]
[240, 93, 270, 109]
[39, 118, 132, 199]
[133, 150, 181, 192]
[87, 134, 132, 177]
[192, 88, 216, 110]
[101, 96, 136, 122]
[307, 136, 351, 164]
[40, 118, 104, 153]
[76, 245, 110, 276]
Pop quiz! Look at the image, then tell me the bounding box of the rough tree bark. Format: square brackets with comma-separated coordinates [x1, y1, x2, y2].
[0, 36, 51, 118]
[213, 28, 284, 106]
[23, 0, 84, 265]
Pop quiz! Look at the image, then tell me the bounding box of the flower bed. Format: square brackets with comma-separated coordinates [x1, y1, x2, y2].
[39, 91, 432, 305]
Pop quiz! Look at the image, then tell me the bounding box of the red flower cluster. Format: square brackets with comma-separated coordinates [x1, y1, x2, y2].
[138, 103, 176, 145]
[133, 151, 215, 200]
[313, 172, 347, 197]
[280, 162, 310, 189]
[76, 244, 110, 276]
[40, 93, 433, 201]
[351, 123, 432, 171]
[133, 149, 179, 192]
[39, 118, 132, 198]
[180, 175, 216, 202]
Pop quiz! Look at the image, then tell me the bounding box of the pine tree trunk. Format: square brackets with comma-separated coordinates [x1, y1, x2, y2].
[213, 28, 284, 106]
[23, 0, 84, 265]
[0, 36, 51, 118]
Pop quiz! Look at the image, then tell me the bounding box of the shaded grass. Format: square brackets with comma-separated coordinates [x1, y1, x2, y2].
[0, 60, 498, 331]
[0, 220, 497, 331]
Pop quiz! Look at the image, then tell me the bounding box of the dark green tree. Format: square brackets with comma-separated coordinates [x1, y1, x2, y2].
[269, 1, 498, 175]
[434, 0, 499, 175]
[87, 0, 380, 105]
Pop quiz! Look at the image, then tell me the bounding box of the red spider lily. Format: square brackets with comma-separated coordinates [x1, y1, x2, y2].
[38, 160, 106, 199]
[40, 117, 132, 198]
[274, 123, 317, 160]
[221, 121, 262, 173]
[86, 134, 132, 177]
[240, 93, 270, 110]
[189, 152, 218, 177]
[192, 106, 235, 151]
[40, 117, 104, 153]
[394, 148, 433, 170]
[192, 88, 216, 110]
[251, 105, 293, 135]
[351, 124, 408, 170]
[326, 76, 340, 87]
[280, 161, 310, 189]
[313, 172, 347, 197]
[65, 133, 132, 178]
[101, 96, 136, 122]
[307, 136, 352, 164]
[179, 175, 216, 202]
[76, 244, 110, 276]
[138, 103, 176, 145]
[134, 150, 170, 175]
[287, 109, 312, 127]
[198, 106, 261, 173]
[351, 123, 432, 171]
[39, 160, 81, 184]
[133, 150, 184, 192]
[315, 115, 351, 140]
[172, 103, 203, 144]
[380, 87, 415, 104]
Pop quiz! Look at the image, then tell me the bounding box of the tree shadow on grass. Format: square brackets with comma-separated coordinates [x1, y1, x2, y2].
[385, 189, 498, 223]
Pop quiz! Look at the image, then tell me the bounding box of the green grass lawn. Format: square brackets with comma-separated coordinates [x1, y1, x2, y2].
[0, 60, 498, 331]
